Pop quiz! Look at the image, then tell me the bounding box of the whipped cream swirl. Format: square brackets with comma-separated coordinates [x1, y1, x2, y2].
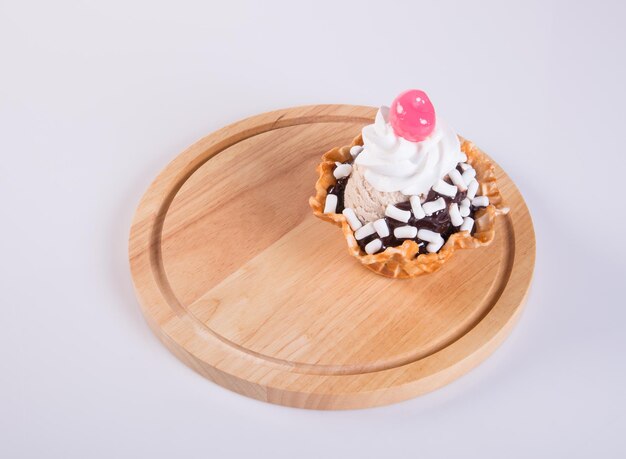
[355, 106, 464, 197]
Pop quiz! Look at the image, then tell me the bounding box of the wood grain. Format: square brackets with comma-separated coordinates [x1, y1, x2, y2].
[128, 105, 535, 409]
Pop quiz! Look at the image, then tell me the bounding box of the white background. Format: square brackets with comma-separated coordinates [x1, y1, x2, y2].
[1, 1, 625, 458]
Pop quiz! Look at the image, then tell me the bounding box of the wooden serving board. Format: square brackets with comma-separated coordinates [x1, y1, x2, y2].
[129, 105, 535, 410]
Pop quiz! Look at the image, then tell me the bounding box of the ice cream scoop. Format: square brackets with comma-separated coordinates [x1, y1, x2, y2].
[343, 163, 405, 223]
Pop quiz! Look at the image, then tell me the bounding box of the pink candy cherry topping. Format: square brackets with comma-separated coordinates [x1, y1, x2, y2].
[389, 89, 436, 142]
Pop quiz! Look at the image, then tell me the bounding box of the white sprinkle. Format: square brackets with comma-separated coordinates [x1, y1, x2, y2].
[459, 162, 472, 171]
[449, 203, 464, 227]
[333, 163, 352, 179]
[460, 153, 468, 162]
[385, 204, 411, 223]
[448, 169, 467, 192]
[459, 200, 470, 217]
[426, 238, 443, 253]
[350, 145, 363, 158]
[467, 179, 479, 199]
[365, 238, 383, 255]
[427, 238, 444, 253]
[460, 217, 474, 232]
[373, 218, 390, 238]
[462, 168, 477, 186]
[472, 196, 490, 207]
[342, 208, 362, 231]
[433, 179, 458, 198]
[422, 197, 446, 216]
[324, 194, 337, 214]
[354, 222, 376, 240]
[410, 195, 426, 219]
[417, 229, 443, 244]
[394, 225, 418, 239]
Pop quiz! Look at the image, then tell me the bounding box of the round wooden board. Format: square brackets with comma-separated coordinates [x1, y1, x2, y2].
[129, 105, 535, 410]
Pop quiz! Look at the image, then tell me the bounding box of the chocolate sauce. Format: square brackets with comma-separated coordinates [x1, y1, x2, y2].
[325, 155, 354, 214]
[327, 177, 348, 213]
[328, 174, 476, 256]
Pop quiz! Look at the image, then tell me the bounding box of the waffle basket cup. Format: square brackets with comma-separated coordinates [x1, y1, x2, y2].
[309, 134, 509, 278]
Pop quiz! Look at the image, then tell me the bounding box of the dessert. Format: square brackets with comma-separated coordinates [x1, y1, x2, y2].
[310, 89, 509, 278]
